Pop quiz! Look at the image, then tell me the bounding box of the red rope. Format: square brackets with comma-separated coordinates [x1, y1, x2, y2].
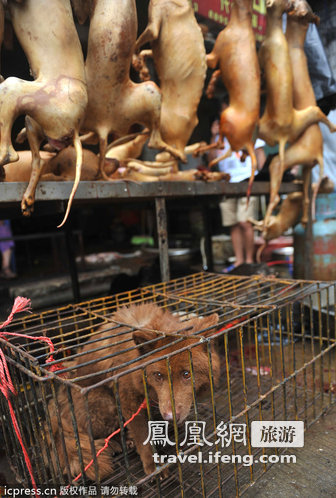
[217, 317, 245, 333]
[0, 296, 65, 375]
[0, 296, 32, 330]
[72, 399, 148, 484]
[0, 296, 65, 491]
[0, 297, 37, 491]
[267, 260, 292, 267]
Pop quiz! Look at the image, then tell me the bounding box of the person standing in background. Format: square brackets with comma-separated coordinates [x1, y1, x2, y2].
[209, 118, 266, 272]
[0, 220, 16, 279]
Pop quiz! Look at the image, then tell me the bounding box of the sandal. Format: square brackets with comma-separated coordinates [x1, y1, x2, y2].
[221, 264, 237, 274]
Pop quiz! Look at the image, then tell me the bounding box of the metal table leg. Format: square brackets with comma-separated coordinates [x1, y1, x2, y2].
[155, 197, 170, 282]
[201, 202, 214, 272]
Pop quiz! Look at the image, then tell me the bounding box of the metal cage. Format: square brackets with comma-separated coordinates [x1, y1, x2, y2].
[1, 272, 335, 497]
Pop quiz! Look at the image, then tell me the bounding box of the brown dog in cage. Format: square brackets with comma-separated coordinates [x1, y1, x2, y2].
[45, 303, 220, 481]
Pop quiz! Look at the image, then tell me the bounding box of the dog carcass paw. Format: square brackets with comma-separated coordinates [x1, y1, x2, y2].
[21, 196, 35, 216]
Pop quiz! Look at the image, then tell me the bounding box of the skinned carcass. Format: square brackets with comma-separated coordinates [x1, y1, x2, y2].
[252, 191, 303, 244]
[252, 176, 334, 261]
[80, 0, 185, 181]
[258, 0, 336, 176]
[134, 0, 207, 173]
[4, 150, 54, 182]
[4, 147, 101, 181]
[0, 0, 88, 226]
[253, 191, 302, 261]
[263, 0, 327, 229]
[112, 166, 229, 183]
[195, 0, 260, 198]
[104, 131, 150, 176]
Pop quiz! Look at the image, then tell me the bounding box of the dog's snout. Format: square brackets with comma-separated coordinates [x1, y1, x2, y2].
[162, 410, 181, 422]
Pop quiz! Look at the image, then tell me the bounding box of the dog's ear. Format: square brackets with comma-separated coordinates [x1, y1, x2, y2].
[196, 313, 219, 335]
[133, 330, 160, 356]
[181, 313, 219, 336]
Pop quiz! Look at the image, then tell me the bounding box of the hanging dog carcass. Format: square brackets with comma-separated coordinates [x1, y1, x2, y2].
[258, 0, 336, 178]
[252, 176, 334, 260]
[0, 0, 88, 226]
[252, 191, 303, 246]
[134, 0, 207, 173]
[262, 1, 325, 228]
[80, 0, 185, 181]
[195, 0, 260, 197]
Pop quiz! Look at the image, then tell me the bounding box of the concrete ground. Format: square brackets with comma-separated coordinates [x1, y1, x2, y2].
[244, 404, 336, 497]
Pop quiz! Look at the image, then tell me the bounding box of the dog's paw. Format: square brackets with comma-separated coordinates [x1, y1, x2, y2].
[149, 466, 170, 483]
[108, 439, 122, 455]
[158, 467, 169, 480]
[126, 438, 135, 450]
[143, 459, 156, 476]
[143, 459, 170, 481]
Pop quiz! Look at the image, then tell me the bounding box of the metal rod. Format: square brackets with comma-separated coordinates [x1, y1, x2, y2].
[155, 197, 170, 282]
[201, 202, 214, 272]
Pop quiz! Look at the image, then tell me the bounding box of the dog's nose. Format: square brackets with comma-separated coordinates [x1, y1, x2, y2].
[163, 411, 174, 421]
[162, 411, 181, 422]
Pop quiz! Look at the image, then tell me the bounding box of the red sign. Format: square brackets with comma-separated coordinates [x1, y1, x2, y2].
[192, 0, 266, 40]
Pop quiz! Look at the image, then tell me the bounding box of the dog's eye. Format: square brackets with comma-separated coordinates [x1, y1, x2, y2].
[153, 371, 163, 381]
[182, 370, 191, 380]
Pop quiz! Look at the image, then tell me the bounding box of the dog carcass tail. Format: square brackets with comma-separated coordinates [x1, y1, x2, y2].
[57, 132, 82, 228]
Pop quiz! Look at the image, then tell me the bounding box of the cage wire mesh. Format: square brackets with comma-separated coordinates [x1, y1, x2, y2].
[0, 272, 336, 496]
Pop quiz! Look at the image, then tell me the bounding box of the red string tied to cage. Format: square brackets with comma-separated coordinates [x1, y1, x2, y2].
[0, 297, 38, 492]
[71, 398, 148, 484]
[0, 296, 66, 492]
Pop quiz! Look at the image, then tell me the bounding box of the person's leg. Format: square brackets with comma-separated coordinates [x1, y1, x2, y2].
[230, 223, 245, 266]
[236, 196, 259, 264]
[2, 248, 11, 269]
[239, 221, 255, 263]
[1, 248, 16, 278]
[220, 197, 242, 268]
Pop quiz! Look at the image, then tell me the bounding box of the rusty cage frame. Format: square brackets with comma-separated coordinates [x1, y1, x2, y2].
[1, 272, 335, 496]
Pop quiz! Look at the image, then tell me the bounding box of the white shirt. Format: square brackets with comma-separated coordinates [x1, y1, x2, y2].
[216, 138, 265, 183]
